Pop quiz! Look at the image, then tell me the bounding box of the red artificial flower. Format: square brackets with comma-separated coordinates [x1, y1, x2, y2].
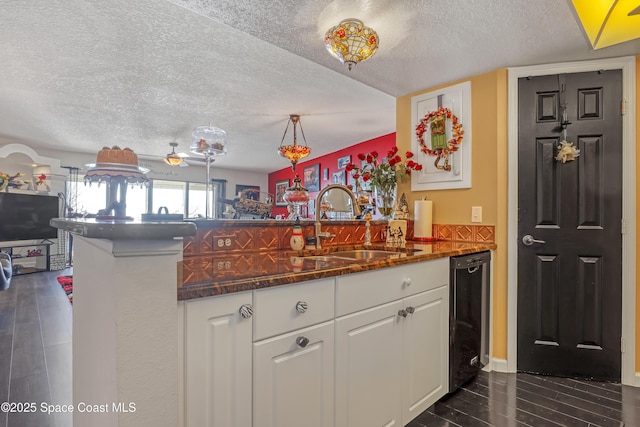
[371, 151, 378, 158]
[393, 155, 402, 164]
[366, 154, 373, 163]
[415, 164, 423, 171]
[362, 172, 371, 182]
[391, 146, 399, 155]
[388, 157, 397, 166]
[407, 160, 415, 168]
[345, 163, 355, 172]
[405, 151, 414, 159]
[39, 173, 46, 181]
[352, 172, 360, 180]
[387, 150, 395, 158]
[357, 153, 366, 161]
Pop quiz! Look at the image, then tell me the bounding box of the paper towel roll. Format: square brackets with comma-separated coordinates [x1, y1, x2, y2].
[414, 200, 433, 239]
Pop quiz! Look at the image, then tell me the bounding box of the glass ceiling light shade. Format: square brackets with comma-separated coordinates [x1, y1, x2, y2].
[277, 114, 311, 171]
[191, 125, 227, 156]
[324, 18, 379, 71]
[164, 142, 184, 166]
[571, 0, 640, 49]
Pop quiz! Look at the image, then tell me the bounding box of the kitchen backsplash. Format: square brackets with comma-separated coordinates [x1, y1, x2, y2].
[183, 220, 495, 256]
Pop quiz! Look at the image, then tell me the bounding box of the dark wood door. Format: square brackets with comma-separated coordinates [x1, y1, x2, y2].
[517, 70, 623, 380]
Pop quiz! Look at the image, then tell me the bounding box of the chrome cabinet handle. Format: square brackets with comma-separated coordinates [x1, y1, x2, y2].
[295, 301, 308, 313]
[406, 306, 415, 314]
[402, 278, 412, 287]
[239, 304, 253, 319]
[522, 234, 546, 246]
[296, 336, 310, 348]
[398, 309, 408, 318]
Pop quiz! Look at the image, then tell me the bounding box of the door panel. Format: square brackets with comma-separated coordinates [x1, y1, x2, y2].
[517, 70, 622, 380]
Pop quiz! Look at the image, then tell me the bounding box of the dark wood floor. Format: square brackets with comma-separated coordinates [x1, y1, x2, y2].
[408, 370, 640, 427]
[0, 269, 72, 427]
[2, 271, 640, 426]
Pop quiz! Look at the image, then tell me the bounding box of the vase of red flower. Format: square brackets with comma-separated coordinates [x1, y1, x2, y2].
[346, 147, 422, 219]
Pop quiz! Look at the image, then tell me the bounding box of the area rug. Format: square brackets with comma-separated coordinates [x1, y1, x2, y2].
[57, 275, 73, 304]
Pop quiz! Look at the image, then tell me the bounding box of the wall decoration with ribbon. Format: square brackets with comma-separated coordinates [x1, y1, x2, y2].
[410, 81, 472, 191]
[415, 106, 464, 171]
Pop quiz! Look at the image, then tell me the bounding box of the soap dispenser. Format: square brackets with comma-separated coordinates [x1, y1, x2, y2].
[290, 218, 305, 251]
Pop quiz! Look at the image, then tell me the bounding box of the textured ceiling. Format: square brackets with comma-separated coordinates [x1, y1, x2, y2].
[1, 0, 639, 173]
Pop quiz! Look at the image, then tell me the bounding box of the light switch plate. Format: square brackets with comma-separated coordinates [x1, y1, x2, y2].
[471, 206, 482, 223]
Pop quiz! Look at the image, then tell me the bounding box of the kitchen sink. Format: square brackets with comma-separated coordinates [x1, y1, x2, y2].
[330, 249, 421, 260]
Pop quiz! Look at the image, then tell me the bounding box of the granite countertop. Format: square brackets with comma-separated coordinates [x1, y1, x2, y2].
[178, 240, 496, 300]
[51, 218, 197, 240]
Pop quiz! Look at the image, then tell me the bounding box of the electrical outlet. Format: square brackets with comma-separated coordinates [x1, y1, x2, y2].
[471, 206, 482, 223]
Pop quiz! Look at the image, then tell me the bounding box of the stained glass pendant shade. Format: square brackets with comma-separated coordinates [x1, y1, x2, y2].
[324, 19, 379, 71]
[277, 115, 311, 171]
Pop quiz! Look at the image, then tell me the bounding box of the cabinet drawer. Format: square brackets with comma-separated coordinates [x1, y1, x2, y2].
[254, 279, 335, 341]
[335, 258, 448, 317]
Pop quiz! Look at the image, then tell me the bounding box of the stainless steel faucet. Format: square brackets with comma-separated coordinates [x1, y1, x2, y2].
[314, 184, 362, 249]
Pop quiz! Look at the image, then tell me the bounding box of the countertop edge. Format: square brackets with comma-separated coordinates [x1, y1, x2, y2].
[177, 242, 495, 300]
[51, 218, 197, 240]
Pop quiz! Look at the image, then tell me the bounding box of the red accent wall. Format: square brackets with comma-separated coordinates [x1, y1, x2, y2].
[268, 133, 396, 218]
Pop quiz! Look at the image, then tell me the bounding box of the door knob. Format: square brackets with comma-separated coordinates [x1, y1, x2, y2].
[522, 234, 546, 246]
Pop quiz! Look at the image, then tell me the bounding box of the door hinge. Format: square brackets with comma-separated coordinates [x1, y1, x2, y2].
[621, 99, 627, 116]
[621, 218, 627, 234]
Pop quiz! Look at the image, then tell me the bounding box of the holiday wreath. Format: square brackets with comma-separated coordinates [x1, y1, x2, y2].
[415, 106, 464, 171]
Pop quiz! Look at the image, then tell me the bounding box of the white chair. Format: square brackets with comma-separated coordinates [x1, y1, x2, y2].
[0, 252, 12, 291]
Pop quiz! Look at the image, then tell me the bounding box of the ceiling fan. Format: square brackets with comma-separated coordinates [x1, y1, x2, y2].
[164, 142, 190, 166]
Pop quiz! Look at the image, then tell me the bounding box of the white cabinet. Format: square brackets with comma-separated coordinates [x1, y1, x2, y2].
[401, 286, 449, 423]
[335, 259, 449, 427]
[335, 300, 404, 427]
[253, 321, 335, 427]
[182, 257, 452, 427]
[184, 291, 253, 427]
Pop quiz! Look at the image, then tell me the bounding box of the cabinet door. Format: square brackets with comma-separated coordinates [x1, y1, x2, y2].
[185, 292, 253, 427]
[402, 285, 449, 424]
[253, 321, 334, 427]
[335, 300, 403, 427]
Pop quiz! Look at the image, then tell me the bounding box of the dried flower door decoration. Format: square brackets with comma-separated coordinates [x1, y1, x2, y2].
[555, 141, 580, 163]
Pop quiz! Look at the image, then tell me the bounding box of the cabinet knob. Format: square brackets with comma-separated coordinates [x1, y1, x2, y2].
[295, 301, 308, 313]
[398, 309, 408, 318]
[239, 304, 253, 319]
[296, 336, 310, 348]
[406, 306, 415, 314]
[402, 278, 412, 287]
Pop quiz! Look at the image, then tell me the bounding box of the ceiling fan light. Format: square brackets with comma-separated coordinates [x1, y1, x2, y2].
[324, 19, 379, 70]
[164, 154, 184, 166]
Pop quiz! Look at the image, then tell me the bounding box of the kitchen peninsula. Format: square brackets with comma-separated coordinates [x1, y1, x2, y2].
[52, 218, 495, 427]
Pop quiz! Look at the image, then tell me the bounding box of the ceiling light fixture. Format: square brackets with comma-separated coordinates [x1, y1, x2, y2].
[277, 114, 311, 171]
[164, 142, 184, 166]
[324, 18, 379, 70]
[571, 0, 640, 49]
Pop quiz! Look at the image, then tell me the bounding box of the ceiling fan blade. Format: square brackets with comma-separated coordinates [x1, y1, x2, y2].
[177, 152, 190, 158]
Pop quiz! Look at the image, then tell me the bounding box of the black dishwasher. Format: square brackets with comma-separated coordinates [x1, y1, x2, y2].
[449, 251, 491, 393]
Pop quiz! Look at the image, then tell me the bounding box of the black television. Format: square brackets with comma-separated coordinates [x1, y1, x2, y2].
[0, 193, 59, 241]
